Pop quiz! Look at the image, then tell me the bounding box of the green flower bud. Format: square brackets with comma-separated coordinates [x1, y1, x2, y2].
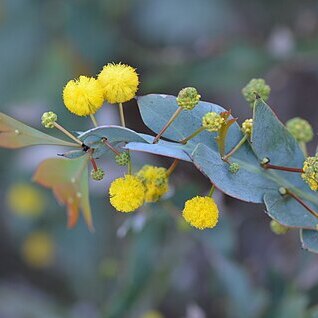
[41, 111, 57, 128]
[115, 152, 130, 166]
[91, 168, 105, 181]
[241, 118, 253, 136]
[302, 155, 318, 191]
[176, 87, 201, 110]
[242, 78, 271, 107]
[270, 220, 289, 235]
[286, 117, 313, 143]
[202, 112, 224, 132]
[229, 162, 240, 174]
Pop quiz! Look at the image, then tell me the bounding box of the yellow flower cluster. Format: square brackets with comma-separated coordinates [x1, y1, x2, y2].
[98, 63, 139, 104]
[21, 231, 55, 268]
[7, 183, 45, 217]
[241, 118, 253, 136]
[302, 156, 318, 191]
[182, 196, 219, 230]
[63, 63, 139, 116]
[202, 112, 225, 132]
[137, 165, 169, 203]
[109, 175, 145, 212]
[63, 76, 104, 116]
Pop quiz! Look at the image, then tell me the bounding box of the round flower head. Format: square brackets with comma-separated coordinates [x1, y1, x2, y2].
[21, 231, 55, 268]
[98, 63, 139, 104]
[242, 118, 253, 136]
[229, 162, 240, 174]
[270, 220, 289, 235]
[202, 112, 225, 132]
[137, 165, 169, 203]
[109, 175, 145, 212]
[182, 196, 219, 230]
[115, 152, 130, 166]
[242, 78, 271, 107]
[41, 111, 57, 128]
[7, 183, 45, 217]
[63, 76, 104, 116]
[302, 155, 318, 191]
[91, 168, 105, 181]
[286, 117, 314, 143]
[176, 87, 201, 110]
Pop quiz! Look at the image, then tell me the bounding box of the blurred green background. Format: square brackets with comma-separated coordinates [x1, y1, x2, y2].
[1, 0, 318, 317]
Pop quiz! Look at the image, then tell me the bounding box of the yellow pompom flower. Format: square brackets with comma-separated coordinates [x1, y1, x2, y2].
[97, 63, 139, 104]
[137, 165, 169, 203]
[182, 196, 219, 230]
[109, 175, 145, 212]
[6, 183, 45, 217]
[302, 155, 318, 191]
[63, 76, 104, 116]
[21, 231, 55, 268]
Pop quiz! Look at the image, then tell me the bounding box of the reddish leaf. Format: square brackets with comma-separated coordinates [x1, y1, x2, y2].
[33, 155, 94, 231]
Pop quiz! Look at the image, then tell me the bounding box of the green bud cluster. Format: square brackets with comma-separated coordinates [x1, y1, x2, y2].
[41, 111, 57, 128]
[242, 78, 271, 107]
[286, 117, 313, 143]
[176, 87, 201, 110]
[229, 162, 240, 174]
[91, 168, 105, 181]
[115, 152, 130, 166]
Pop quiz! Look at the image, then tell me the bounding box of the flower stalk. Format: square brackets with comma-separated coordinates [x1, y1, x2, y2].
[180, 127, 205, 144]
[118, 102, 126, 127]
[153, 107, 183, 144]
[101, 138, 121, 156]
[53, 122, 82, 146]
[282, 188, 318, 219]
[262, 162, 304, 173]
[166, 159, 180, 177]
[222, 135, 248, 162]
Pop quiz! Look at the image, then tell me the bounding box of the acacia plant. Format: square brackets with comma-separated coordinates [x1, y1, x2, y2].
[1, 63, 318, 253]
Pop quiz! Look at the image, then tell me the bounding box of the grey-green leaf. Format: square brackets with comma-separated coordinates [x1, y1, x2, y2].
[191, 143, 277, 203]
[264, 192, 318, 230]
[300, 229, 318, 253]
[137, 94, 243, 152]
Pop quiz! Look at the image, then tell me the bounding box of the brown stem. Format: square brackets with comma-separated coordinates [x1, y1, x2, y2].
[262, 163, 304, 173]
[286, 189, 318, 218]
[153, 107, 183, 144]
[166, 159, 180, 177]
[90, 158, 98, 171]
[101, 138, 121, 156]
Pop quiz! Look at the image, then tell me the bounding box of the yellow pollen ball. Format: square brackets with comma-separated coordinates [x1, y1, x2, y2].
[137, 165, 169, 203]
[302, 156, 318, 191]
[97, 63, 139, 104]
[63, 76, 104, 116]
[109, 175, 145, 212]
[6, 183, 45, 217]
[182, 196, 219, 230]
[21, 231, 55, 268]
